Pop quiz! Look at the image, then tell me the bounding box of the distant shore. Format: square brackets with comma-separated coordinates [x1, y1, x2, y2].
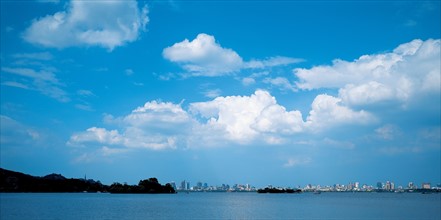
[1, 168, 440, 194]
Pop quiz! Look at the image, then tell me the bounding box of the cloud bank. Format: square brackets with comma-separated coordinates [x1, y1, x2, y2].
[69, 38, 439, 156]
[294, 39, 440, 107]
[69, 89, 374, 150]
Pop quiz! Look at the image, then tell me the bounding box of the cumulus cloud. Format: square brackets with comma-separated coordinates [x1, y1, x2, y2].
[68, 101, 191, 150]
[294, 39, 440, 107]
[69, 90, 377, 151]
[190, 90, 305, 143]
[305, 94, 376, 130]
[163, 33, 244, 76]
[163, 33, 302, 77]
[23, 0, 148, 50]
[123, 100, 191, 129]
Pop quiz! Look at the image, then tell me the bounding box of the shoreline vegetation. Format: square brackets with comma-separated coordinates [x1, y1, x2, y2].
[0, 168, 175, 194]
[1, 168, 440, 194]
[257, 187, 302, 193]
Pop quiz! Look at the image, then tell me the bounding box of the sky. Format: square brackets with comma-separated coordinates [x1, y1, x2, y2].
[1, 0, 440, 188]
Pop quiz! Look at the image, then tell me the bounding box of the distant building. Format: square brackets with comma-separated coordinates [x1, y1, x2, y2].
[385, 181, 394, 191]
[408, 182, 415, 189]
[196, 182, 202, 189]
[170, 181, 177, 190]
[180, 180, 186, 190]
[422, 183, 431, 189]
[355, 182, 360, 190]
[377, 182, 383, 189]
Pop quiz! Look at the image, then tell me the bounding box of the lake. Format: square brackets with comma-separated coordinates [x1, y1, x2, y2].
[1, 192, 440, 219]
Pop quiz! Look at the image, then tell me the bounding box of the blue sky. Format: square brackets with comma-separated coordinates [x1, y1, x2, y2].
[1, 0, 440, 188]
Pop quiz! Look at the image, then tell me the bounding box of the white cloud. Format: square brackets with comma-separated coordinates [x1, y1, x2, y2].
[1, 67, 69, 102]
[190, 90, 305, 143]
[77, 89, 95, 97]
[375, 124, 400, 140]
[75, 104, 94, 112]
[242, 77, 256, 86]
[23, 1, 148, 50]
[323, 138, 355, 150]
[36, 0, 60, 4]
[294, 39, 440, 107]
[0, 115, 41, 146]
[1, 67, 58, 84]
[203, 89, 222, 98]
[1, 81, 30, 90]
[378, 146, 422, 155]
[123, 100, 191, 128]
[263, 77, 297, 92]
[283, 157, 312, 168]
[252, 104, 304, 135]
[69, 127, 123, 145]
[163, 34, 302, 77]
[125, 69, 134, 76]
[68, 101, 191, 150]
[100, 146, 129, 156]
[305, 94, 376, 130]
[69, 90, 377, 150]
[245, 56, 304, 69]
[13, 52, 53, 61]
[163, 33, 244, 76]
[339, 81, 396, 106]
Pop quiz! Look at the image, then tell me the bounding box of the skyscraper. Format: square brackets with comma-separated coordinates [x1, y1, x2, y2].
[377, 182, 383, 189]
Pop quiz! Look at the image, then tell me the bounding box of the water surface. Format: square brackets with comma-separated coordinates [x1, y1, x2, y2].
[1, 192, 440, 219]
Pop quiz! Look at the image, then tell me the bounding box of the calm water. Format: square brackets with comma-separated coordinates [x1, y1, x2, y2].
[1, 192, 440, 219]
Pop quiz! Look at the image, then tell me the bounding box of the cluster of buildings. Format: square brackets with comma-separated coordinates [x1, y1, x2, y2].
[169, 180, 440, 193]
[302, 181, 440, 192]
[170, 180, 256, 192]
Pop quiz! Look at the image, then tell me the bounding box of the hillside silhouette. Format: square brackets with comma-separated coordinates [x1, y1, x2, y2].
[0, 168, 175, 194]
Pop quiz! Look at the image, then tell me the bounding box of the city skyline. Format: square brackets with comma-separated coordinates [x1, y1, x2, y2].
[168, 179, 440, 191]
[1, 1, 440, 187]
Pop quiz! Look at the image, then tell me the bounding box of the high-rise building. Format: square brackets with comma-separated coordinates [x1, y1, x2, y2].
[180, 180, 186, 190]
[422, 183, 431, 189]
[377, 182, 383, 189]
[187, 182, 191, 190]
[385, 181, 392, 191]
[170, 181, 177, 190]
[196, 182, 203, 189]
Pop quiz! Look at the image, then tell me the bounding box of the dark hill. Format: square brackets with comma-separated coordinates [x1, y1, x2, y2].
[0, 168, 105, 192]
[0, 168, 175, 194]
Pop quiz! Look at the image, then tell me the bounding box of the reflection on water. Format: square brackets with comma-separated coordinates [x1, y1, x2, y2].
[1, 192, 440, 219]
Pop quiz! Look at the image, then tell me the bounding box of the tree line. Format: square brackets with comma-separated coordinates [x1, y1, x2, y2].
[0, 168, 175, 194]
